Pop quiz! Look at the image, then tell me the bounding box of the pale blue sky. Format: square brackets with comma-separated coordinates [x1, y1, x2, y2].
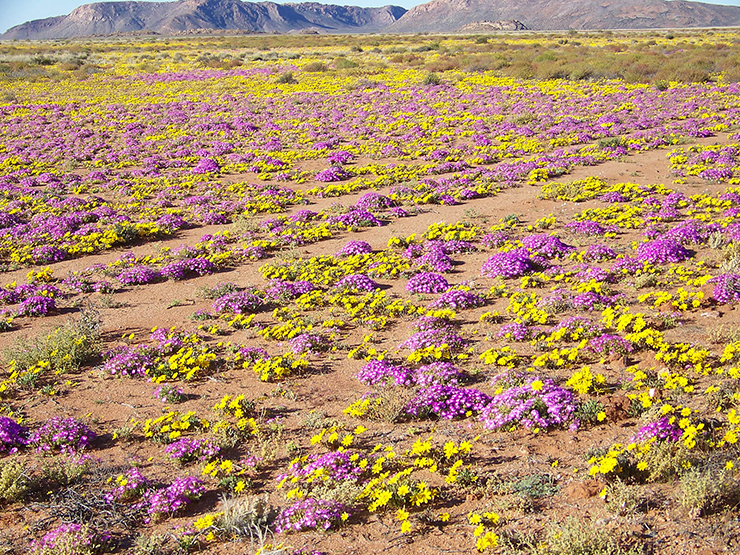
[3, 0, 740, 34]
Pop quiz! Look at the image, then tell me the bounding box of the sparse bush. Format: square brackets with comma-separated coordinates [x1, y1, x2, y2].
[423, 72, 441, 85]
[276, 71, 296, 84]
[679, 467, 740, 517]
[213, 493, 278, 543]
[302, 61, 327, 72]
[5, 309, 101, 375]
[0, 458, 28, 503]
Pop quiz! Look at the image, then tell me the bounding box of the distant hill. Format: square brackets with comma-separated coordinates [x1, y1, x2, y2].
[1, 0, 407, 39]
[389, 0, 740, 32]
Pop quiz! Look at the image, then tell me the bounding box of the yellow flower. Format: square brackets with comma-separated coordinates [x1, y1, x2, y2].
[396, 508, 409, 521]
[531, 379, 544, 392]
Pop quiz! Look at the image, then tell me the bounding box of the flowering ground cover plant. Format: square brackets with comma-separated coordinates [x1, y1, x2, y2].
[5, 29, 740, 555]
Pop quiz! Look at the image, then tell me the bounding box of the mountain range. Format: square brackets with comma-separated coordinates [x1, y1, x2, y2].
[4, 0, 740, 39]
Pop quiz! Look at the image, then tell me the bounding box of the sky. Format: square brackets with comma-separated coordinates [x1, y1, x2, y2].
[3, 0, 740, 34]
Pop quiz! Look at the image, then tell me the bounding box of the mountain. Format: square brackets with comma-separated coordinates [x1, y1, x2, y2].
[389, 0, 740, 32]
[1, 0, 407, 39]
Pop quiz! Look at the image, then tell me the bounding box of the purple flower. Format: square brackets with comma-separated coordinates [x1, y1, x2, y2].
[413, 362, 465, 386]
[265, 280, 317, 302]
[102, 345, 155, 377]
[521, 234, 574, 258]
[635, 239, 691, 264]
[18, 295, 56, 317]
[406, 272, 449, 294]
[118, 266, 162, 285]
[630, 416, 682, 443]
[357, 360, 414, 387]
[565, 220, 607, 236]
[428, 289, 485, 310]
[480, 374, 578, 431]
[710, 273, 740, 304]
[29, 417, 96, 454]
[481, 249, 534, 279]
[165, 438, 220, 464]
[0, 417, 27, 453]
[212, 291, 263, 314]
[336, 240, 373, 257]
[586, 333, 633, 356]
[315, 166, 351, 182]
[583, 244, 617, 262]
[354, 192, 395, 211]
[143, 476, 205, 519]
[406, 385, 491, 420]
[276, 498, 348, 533]
[192, 158, 220, 174]
[335, 273, 379, 292]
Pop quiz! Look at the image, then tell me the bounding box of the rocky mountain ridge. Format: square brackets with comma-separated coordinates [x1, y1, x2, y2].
[2, 0, 406, 39]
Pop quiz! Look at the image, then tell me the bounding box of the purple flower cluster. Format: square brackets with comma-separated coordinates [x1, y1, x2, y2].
[406, 385, 492, 420]
[161, 257, 216, 280]
[498, 322, 540, 341]
[329, 209, 382, 228]
[710, 273, 740, 304]
[276, 498, 348, 533]
[165, 437, 220, 464]
[357, 360, 414, 387]
[480, 373, 578, 431]
[289, 333, 329, 355]
[265, 280, 317, 302]
[30, 523, 107, 554]
[336, 240, 373, 257]
[416, 244, 454, 272]
[554, 316, 604, 337]
[406, 272, 449, 294]
[414, 362, 465, 386]
[29, 417, 96, 454]
[354, 192, 395, 211]
[587, 333, 633, 356]
[481, 249, 534, 279]
[428, 289, 486, 310]
[212, 291, 263, 314]
[18, 295, 56, 317]
[286, 451, 366, 483]
[104, 467, 151, 503]
[635, 239, 691, 264]
[630, 416, 682, 443]
[565, 220, 607, 236]
[0, 417, 28, 453]
[327, 150, 353, 165]
[102, 345, 156, 377]
[192, 157, 220, 174]
[583, 243, 617, 262]
[335, 273, 379, 292]
[521, 234, 575, 258]
[573, 264, 611, 283]
[481, 231, 511, 249]
[118, 265, 162, 285]
[143, 476, 205, 519]
[32, 245, 67, 264]
[399, 325, 467, 352]
[315, 166, 351, 182]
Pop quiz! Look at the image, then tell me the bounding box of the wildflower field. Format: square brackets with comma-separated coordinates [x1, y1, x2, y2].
[4, 29, 740, 554]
